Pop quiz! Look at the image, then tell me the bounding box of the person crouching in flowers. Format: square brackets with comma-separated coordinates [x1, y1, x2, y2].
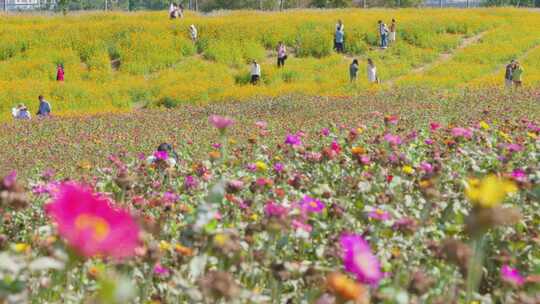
[147, 143, 178, 168]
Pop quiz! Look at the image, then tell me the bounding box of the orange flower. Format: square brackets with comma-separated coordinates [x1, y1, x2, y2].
[327, 272, 367, 302]
[209, 151, 221, 160]
[351, 146, 366, 155]
[175, 244, 194, 256]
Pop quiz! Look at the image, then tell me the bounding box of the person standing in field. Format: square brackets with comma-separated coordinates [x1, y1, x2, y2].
[169, 3, 178, 19]
[367, 58, 378, 83]
[378, 20, 389, 49]
[334, 27, 344, 53]
[350, 59, 359, 82]
[189, 25, 198, 43]
[56, 64, 64, 82]
[277, 42, 287, 68]
[512, 61, 523, 89]
[36, 95, 52, 117]
[336, 19, 344, 32]
[250, 60, 261, 85]
[389, 19, 397, 43]
[177, 3, 184, 18]
[505, 60, 515, 89]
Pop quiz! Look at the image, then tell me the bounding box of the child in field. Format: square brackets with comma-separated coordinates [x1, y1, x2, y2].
[250, 60, 261, 85]
[378, 20, 389, 49]
[350, 59, 359, 82]
[336, 19, 344, 32]
[56, 64, 64, 82]
[505, 60, 515, 89]
[36, 95, 51, 117]
[277, 42, 287, 68]
[189, 25, 198, 42]
[12, 104, 31, 120]
[367, 58, 378, 83]
[512, 61, 523, 89]
[334, 28, 344, 53]
[389, 19, 397, 43]
[147, 143, 178, 167]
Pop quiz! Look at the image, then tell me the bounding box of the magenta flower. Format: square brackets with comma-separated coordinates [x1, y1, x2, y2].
[153, 263, 171, 277]
[45, 183, 140, 260]
[209, 115, 234, 130]
[360, 155, 371, 165]
[273, 162, 285, 173]
[264, 201, 288, 218]
[424, 138, 434, 145]
[163, 191, 179, 204]
[184, 175, 199, 190]
[285, 134, 302, 146]
[383, 133, 402, 146]
[429, 122, 441, 132]
[368, 209, 391, 221]
[212, 143, 223, 149]
[2, 170, 17, 189]
[500, 265, 525, 286]
[331, 140, 341, 154]
[300, 195, 325, 213]
[451, 127, 473, 139]
[154, 150, 169, 161]
[511, 169, 527, 182]
[340, 233, 383, 285]
[321, 128, 330, 137]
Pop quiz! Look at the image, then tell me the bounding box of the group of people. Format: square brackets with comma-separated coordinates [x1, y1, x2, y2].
[350, 58, 378, 83]
[505, 59, 524, 89]
[12, 96, 52, 120]
[169, 3, 184, 19]
[334, 19, 397, 53]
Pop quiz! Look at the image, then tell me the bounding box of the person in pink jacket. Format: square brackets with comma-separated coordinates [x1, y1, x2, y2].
[56, 64, 64, 82]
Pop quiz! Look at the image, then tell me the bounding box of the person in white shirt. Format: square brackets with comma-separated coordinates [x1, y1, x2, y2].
[250, 60, 261, 85]
[378, 20, 389, 49]
[367, 58, 378, 83]
[189, 25, 198, 42]
[169, 3, 177, 19]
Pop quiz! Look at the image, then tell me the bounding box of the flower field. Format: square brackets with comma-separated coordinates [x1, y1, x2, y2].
[0, 88, 539, 302]
[1, 9, 540, 120]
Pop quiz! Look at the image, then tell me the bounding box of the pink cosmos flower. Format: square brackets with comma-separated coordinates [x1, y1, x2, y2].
[511, 169, 527, 183]
[2, 170, 17, 189]
[368, 209, 391, 221]
[184, 175, 199, 190]
[246, 163, 257, 171]
[163, 192, 179, 204]
[209, 115, 234, 130]
[212, 143, 222, 149]
[300, 195, 325, 213]
[383, 133, 402, 146]
[500, 265, 525, 286]
[154, 151, 169, 161]
[420, 161, 434, 173]
[340, 233, 383, 285]
[430, 122, 441, 132]
[424, 138, 434, 145]
[285, 134, 302, 146]
[331, 140, 341, 154]
[451, 127, 473, 139]
[255, 120, 268, 129]
[45, 183, 140, 260]
[360, 155, 371, 165]
[264, 201, 288, 218]
[292, 219, 312, 232]
[506, 144, 523, 153]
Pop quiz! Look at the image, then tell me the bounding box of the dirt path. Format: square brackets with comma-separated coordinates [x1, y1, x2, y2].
[385, 31, 486, 86]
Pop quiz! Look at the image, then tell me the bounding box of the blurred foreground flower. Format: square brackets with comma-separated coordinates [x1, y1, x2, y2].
[340, 233, 383, 285]
[465, 175, 517, 208]
[46, 183, 140, 259]
[326, 272, 368, 303]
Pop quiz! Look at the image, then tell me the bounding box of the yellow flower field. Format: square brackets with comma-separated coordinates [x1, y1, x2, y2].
[1, 8, 539, 121]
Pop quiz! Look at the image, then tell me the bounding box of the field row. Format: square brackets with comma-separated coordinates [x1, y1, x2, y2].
[1, 9, 540, 120]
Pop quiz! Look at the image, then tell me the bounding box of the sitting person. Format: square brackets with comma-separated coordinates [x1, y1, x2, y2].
[147, 143, 179, 167]
[36, 95, 52, 117]
[12, 104, 31, 120]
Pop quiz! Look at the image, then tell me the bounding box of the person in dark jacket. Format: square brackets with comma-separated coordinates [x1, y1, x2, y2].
[36, 95, 51, 117]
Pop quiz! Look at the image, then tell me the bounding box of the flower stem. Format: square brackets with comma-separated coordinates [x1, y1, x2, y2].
[465, 236, 486, 303]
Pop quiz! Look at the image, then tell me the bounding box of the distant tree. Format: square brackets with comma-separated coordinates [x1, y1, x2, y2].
[310, 0, 351, 8]
[481, 0, 534, 6]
